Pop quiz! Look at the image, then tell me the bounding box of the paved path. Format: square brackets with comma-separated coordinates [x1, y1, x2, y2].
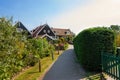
[43, 45, 86, 80]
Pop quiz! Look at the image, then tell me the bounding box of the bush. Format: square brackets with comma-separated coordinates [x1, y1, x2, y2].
[64, 43, 69, 50]
[116, 34, 120, 47]
[54, 38, 69, 50]
[23, 53, 38, 67]
[73, 27, 116, 71]
[0, 17, 55, 79]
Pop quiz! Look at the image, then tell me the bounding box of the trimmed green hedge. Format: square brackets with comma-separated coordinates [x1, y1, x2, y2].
[73, 27, 116, 71]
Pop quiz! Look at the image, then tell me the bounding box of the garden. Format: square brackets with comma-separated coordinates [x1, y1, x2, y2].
[0, 17, 69, 80]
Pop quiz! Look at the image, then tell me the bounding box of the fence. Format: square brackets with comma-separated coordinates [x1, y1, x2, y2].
[101, 53, 120, 79]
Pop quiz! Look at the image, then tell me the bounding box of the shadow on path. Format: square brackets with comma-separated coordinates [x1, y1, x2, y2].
[43, 49, 86, 80]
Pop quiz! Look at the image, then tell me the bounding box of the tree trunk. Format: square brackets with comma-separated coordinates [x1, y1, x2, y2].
[39, 59, 41, 72]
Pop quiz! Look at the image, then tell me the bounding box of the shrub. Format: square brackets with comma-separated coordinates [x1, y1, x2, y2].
[116, 34, 120, 47]
[54, 38, 69, 50]
[73, 27, 116, 71]
[23, 53, 38, 66]
[64, 43, 69, 50]
[110, 25, 120, 47]
[0, 17, 55, 79]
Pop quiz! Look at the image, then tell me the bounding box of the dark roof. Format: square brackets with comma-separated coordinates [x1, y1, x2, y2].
[15, 21, 31, 35]
[32, 24, 46, 37]
[32, 24, 74, 38]
[16, 22, 28, 31]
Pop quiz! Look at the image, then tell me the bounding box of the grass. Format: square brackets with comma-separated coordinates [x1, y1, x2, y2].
[85, 73, 101, 80]
[14, 51, 62, 80]
[80, 72, 101, 80]
[81, 72, 107, 80]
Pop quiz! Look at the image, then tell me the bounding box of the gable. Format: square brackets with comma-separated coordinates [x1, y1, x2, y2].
[32, 24, 75, 38]
[16, 22, 28, 31]
[15, 22, 31, 35]
[37, 24, 55, 36]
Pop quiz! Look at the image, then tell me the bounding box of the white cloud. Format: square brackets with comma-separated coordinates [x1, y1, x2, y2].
[49, 0, 120, 34]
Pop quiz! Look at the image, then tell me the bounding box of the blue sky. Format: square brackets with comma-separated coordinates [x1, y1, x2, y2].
[0, 0, 87, 31]
[1, 0, 120, 34]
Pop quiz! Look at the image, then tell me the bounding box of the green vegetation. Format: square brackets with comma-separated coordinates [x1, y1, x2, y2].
[85, 73, 102, 80]
[58, 37, 69, 50]
[0, 17, 55, 80]
[54, 38, 69, 50]
[73, 27, 115, 71]
[110, 25, 120, 47]
[14, 51, 61, 80]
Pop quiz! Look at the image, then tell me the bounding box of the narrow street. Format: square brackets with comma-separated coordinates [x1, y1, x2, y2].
[43, 45, 86, 80]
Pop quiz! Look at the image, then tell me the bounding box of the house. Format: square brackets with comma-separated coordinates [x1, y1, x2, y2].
[32, 24, 75, 42]
[51, 28, 75, 44]
[51, 28, 75, 39]
[32, 24, 56, 41]
[15, 21, 31, 36]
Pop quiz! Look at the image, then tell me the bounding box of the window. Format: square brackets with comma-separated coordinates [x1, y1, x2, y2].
[48, 30, 50, 33]
[65, 32, 67, 34]
[17, 28, 23, 32]
[65, 31, 70, 35]
[43, 30, 46, 33]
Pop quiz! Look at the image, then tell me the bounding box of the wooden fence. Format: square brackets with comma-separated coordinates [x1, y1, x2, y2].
[101, 53, 120, 79]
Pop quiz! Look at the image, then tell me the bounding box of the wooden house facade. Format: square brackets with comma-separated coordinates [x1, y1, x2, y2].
[15, 21, 31, 36]
[31, 24, 75, 41]
[32, 24, 56, 40]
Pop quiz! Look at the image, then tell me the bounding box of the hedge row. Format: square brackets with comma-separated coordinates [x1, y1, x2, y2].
[73, 27, 116, 71]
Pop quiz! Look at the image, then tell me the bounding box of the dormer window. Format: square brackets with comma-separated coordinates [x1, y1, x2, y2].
[43, 30, 46, 33]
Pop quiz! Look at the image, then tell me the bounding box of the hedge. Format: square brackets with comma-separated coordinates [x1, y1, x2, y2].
[73, 27, 116, 71]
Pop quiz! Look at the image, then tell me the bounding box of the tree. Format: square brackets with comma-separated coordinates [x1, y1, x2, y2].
[110, 25, 120, 47]
[110, 25, 120, 33]
[0, 17, 55, 79]
[0, 17, 28, 79]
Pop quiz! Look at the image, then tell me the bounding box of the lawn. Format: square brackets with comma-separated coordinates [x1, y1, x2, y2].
[14, 51, 62, 80]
